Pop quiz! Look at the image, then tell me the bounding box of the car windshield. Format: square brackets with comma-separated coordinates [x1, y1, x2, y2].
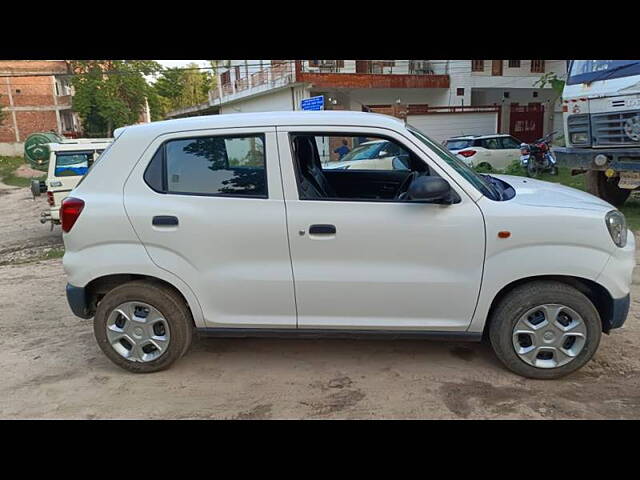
[55, 151, 93, 177]
[445, 139, 473, 150]
[407, 125, 499, 200]
[340, 142, 383, 162]
[567, 60, 640, 85]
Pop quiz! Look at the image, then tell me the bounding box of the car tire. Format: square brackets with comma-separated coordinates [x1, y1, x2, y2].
[586, 170, 630, 207]
[93, 280, 194, 373]
[488, 280, 602, 379]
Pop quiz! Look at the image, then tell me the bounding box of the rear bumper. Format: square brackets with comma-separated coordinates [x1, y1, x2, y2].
[554, 146, 640, 171]
[66, 283, 92, 319]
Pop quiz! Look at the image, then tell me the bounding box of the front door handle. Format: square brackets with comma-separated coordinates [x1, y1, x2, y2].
[152, 215, 179, 226]
[309, 224, 336, 235]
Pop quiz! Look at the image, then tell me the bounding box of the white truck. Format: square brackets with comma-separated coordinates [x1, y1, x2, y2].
[555, 60, 640, 206]
[31, 140, 113, 227]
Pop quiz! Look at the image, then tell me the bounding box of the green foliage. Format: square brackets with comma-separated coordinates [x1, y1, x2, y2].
[150, 63, 216, 120]
[70, 60, 162, 137]
[0, 156, 45, 187]
[504, 159, 525, 176]
[534, 71, 565, 97]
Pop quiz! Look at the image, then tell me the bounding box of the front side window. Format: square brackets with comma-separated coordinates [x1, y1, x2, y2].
[146, 134, 267, 197]
[55, 151, 92, 177]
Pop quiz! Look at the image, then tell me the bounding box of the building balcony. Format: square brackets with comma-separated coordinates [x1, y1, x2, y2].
[296, 60, 450, 89]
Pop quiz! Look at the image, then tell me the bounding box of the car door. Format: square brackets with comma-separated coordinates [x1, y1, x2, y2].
[276, 126, 486, 331]
[123, 127, 296, 328]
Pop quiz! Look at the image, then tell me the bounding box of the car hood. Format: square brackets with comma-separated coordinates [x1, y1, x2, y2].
[491, 174, 615, 212]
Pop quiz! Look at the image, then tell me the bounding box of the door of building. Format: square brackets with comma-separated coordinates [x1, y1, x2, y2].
[509, 103, 544, 143]
[492, 60, 503, 76]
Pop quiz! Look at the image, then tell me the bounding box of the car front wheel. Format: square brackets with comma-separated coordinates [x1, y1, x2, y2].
[488, 281, 602, 379]
[93, 280, 193, 373]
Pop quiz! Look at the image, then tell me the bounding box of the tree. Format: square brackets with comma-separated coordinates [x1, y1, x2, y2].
[70, 60, 162, 137]
[534, 71, 565, 97]
[150, 63, 216, 119]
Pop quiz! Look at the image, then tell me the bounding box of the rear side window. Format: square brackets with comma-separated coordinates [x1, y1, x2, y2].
[445, 139, 473, 150]
[145, 134, 267, 198]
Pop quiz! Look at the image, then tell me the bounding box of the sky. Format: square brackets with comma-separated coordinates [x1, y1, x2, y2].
[157, 60, 209, 69]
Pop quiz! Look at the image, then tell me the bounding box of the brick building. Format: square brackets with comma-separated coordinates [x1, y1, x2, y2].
[0, 60, 80, 156]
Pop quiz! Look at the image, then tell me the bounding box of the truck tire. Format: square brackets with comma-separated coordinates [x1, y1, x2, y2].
[586, 170, 630, 207]
[488, 281, 602, 379]
[93, 280, 194, 373]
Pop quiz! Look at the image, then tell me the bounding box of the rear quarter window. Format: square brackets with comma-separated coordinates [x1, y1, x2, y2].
[144, 134, 267, 198]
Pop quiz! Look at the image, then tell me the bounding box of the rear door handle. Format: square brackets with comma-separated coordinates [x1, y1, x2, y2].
[152, 215, 179, 226]
[309, 224, 336, 235]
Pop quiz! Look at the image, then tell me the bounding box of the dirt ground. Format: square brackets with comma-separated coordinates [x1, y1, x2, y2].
[1, 179, 640, 419]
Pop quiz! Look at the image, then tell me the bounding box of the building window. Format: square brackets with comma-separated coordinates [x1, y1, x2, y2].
[508, 60, 521, 68]
[503, 92, 510, 99]
[472, 60, 484, 72]
[221, 70, 231, 85]
[456, 88, 464, 96]
[531, 60, 545, 73]
[533, 91, 539, 98]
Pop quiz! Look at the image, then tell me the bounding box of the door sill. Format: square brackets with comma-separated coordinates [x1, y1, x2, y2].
[196, 327, 481, 341]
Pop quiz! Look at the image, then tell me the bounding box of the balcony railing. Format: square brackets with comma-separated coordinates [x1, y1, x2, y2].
[213, 62, 295, 101]
[300, 60, 449, 76]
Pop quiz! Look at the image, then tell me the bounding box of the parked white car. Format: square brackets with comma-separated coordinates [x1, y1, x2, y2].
[62, 111, 635, 378]
[324, 140, 410, 170]
[32, 140, 112, 226]
[444, 134, 522, 171]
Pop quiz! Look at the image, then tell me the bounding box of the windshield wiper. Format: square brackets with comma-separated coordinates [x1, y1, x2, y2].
[479, 174, 503, 201]
[586, 63, 639, 83]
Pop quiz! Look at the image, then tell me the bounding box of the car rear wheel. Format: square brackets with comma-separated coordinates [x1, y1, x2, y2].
[93, 280, 193, 373]
[488, 281, 601, 379]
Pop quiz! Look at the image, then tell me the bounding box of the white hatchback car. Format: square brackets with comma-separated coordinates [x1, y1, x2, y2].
[444, 134, 523, 171]
[62, 111, 635, 378]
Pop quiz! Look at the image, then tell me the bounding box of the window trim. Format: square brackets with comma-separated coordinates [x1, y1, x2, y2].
[143, 133, 269, 199]
[287, 131, 436, 204]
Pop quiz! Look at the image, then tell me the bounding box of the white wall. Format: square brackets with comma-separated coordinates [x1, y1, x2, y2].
[0, 142, 23, 157]
[407, 112, 499, 142]
[220, 87, 295, 114]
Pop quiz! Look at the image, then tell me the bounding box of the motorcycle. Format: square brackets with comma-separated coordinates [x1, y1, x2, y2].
[520, 131, 558, 177]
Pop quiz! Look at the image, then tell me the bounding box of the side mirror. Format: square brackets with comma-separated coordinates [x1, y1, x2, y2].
[407, 176, 456, 204]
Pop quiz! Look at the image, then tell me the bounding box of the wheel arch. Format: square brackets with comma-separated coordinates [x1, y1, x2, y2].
[482, 274, 614, 338]
[84, 273, 202, 328]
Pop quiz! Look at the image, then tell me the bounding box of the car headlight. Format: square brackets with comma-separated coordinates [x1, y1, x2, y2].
[605, 210, 627, 247]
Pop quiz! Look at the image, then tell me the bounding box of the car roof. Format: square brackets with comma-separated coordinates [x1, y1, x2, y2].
[47, 142, 112, 151]
[114, 111, 406, 139]
[446, 134, 513, 140]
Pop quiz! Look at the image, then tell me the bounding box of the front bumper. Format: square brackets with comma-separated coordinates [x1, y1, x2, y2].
[606, 293, 630, 331]
[66, 283, 92, 319]
[555, 146, 640, 171]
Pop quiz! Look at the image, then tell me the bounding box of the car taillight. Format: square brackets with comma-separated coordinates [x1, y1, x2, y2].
[458, 150, 477, 158]
[60, 197, 85, 233]
[46, 191, 54, 206]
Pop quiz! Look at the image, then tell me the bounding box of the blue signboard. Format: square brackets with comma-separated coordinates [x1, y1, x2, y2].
[301, 96, 324, 111]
